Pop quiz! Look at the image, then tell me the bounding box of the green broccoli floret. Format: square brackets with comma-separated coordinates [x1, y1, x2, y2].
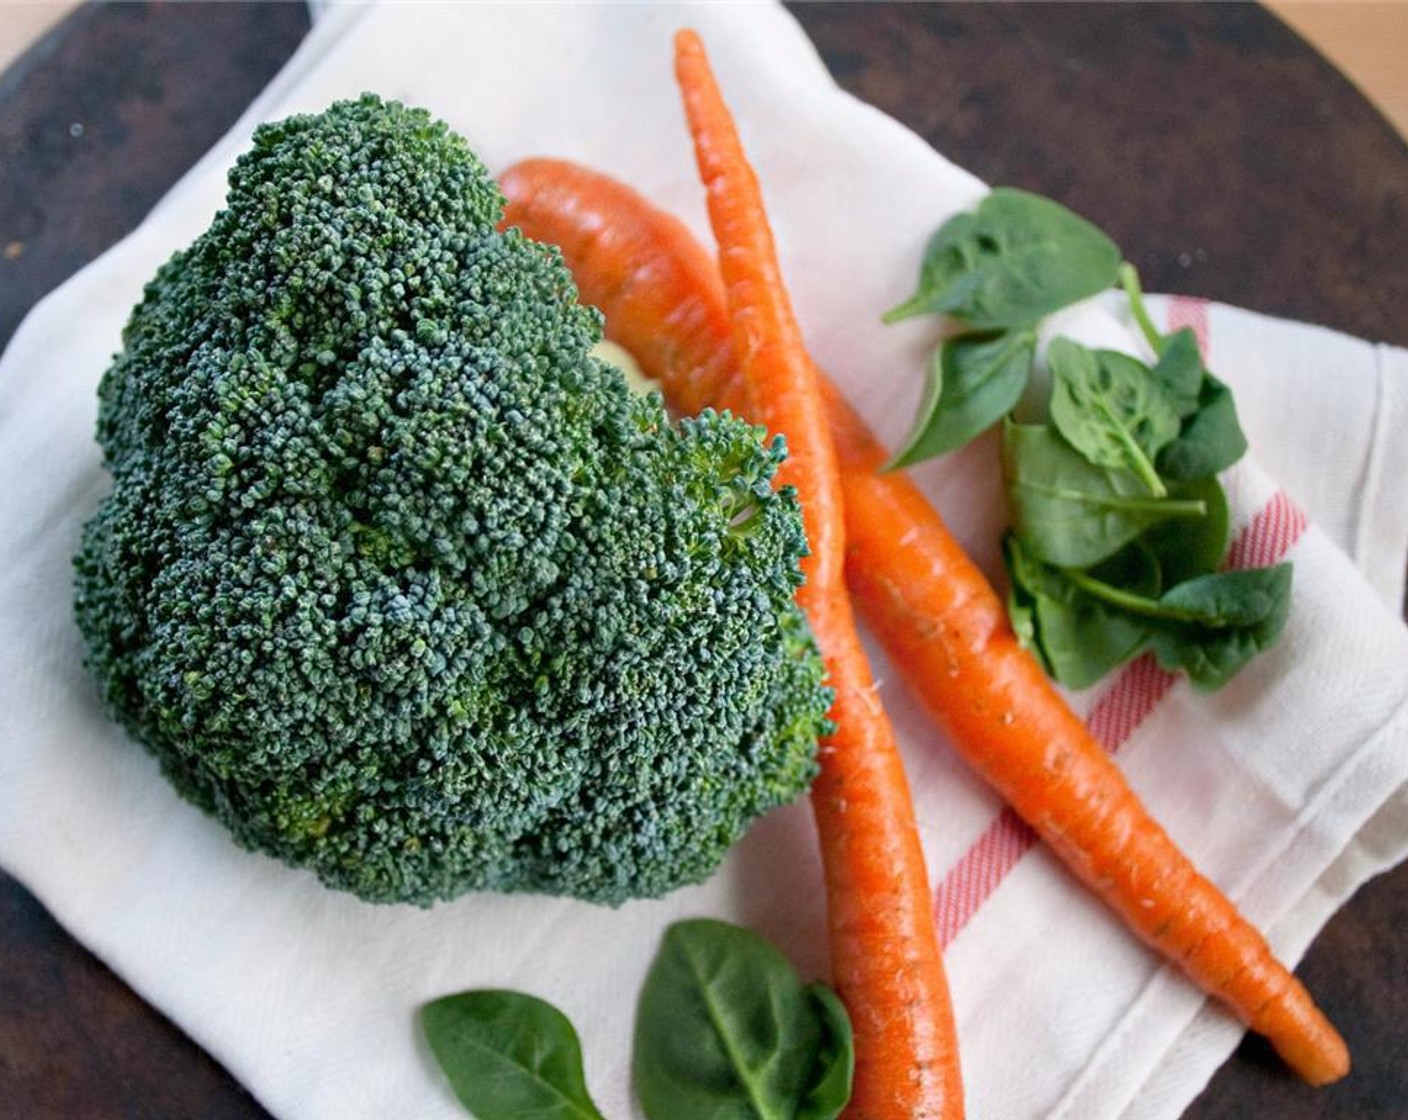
[73, 94, 830, 907]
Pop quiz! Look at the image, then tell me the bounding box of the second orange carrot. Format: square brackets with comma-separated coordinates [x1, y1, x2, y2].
[672, 28, 966, 1120]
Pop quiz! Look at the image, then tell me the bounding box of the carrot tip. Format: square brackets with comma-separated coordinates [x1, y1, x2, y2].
[1260, 982, 1351, 1085]
[1282, 1024, 1351, 1087]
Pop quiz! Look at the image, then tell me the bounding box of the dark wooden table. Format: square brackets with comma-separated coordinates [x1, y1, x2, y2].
[2, 4, 1405, 1117]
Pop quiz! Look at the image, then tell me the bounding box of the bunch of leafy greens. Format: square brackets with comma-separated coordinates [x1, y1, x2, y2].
[885, 189, 1291, 690]
[420, 919, 853, 1120]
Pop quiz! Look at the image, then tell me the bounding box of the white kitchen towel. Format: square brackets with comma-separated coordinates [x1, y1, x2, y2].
[2, 4, 1406, 1120]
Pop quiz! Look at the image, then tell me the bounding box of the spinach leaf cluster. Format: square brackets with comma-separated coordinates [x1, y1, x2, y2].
[886, 191, 1290, 690]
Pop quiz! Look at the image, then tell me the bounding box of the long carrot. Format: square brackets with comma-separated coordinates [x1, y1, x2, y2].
[497, 155, 1351, 1085]
[672, 28, 964, 1120]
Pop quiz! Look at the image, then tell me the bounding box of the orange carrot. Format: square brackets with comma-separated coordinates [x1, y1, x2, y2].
[498, 156, 1351, 1086]
[672, 28, 964, 1120]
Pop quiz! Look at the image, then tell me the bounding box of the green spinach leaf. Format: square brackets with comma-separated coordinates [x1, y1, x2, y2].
[1002, 420, 1206, 568]
[1147, 327, 1205, 415]
[1157, 372, 1248, 482]
[796, 984, 854, 1120]
[1004, 534, 1153, 688]
[1156, 564, 1294, 627]
[420, 990, 607, 1120]
[1011, 534, 1292, 692]
[1047, 339, 1181, 494]
[887, 328, 1037, 468]
[634, 919, 853, 1120]
[1065, 560, 1286, 625]
[883, 189, 1122, 329]
[1118, 265, 1248, 482]
[1138, 476, 1229, 586]
[1062, 562, 1294, 691]
[1147, 565, 1294, 689]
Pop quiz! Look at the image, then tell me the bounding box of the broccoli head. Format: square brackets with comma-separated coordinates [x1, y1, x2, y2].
[73, 94, 830, 907]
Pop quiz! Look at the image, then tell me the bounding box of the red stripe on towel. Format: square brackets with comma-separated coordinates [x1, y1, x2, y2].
[1225, 490, 1308, 570]
[1167, 294, 1210, 353]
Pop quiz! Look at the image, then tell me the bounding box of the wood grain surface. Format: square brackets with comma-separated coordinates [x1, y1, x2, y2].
[1, 4, 1405, 1118]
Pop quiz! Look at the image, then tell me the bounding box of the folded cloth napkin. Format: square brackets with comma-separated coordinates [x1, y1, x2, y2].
[2, 4, 1406, 1119]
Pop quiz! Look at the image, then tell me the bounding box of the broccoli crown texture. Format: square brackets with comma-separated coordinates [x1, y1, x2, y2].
[74, 94, 829, 907]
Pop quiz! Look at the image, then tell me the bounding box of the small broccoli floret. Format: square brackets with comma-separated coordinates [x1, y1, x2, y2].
[73, 94, 830, 907]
